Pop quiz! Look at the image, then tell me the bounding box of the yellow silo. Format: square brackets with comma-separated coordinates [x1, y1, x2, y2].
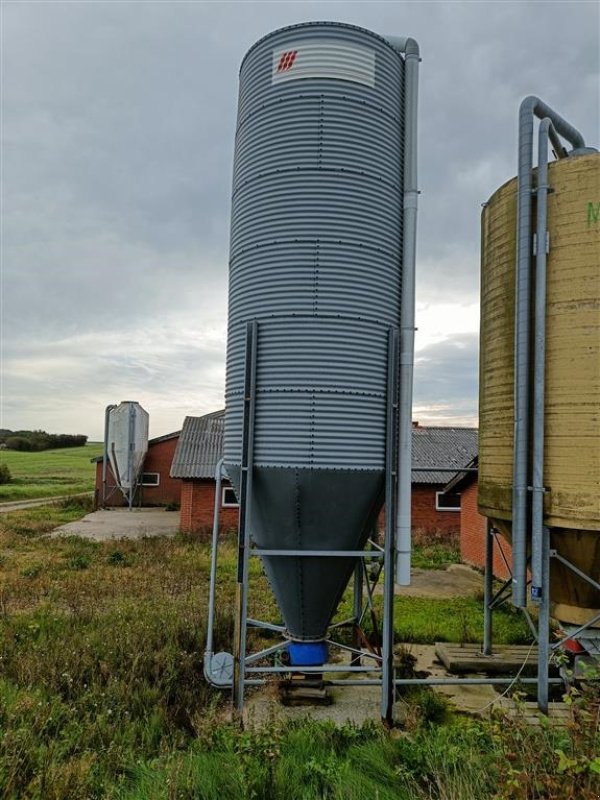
[479, 152, 600, 627]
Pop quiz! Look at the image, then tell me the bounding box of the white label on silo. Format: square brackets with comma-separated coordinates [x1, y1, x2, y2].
[272, 40, 375, 87]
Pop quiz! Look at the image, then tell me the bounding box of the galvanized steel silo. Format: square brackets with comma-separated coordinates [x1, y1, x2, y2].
[224, 22, 405, 643]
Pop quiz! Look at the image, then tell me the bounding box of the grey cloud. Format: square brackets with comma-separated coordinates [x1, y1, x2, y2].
[413, 334, 479, 426]
[2, 2, 597, 435]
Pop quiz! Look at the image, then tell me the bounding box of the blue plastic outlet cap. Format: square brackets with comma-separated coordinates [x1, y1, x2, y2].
[288, 641, 328, 667]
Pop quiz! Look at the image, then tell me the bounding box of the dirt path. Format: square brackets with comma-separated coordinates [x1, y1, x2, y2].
[0, 492, 92, 514]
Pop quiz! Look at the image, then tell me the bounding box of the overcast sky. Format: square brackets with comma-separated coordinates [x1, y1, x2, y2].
[2, 1, 598, 440]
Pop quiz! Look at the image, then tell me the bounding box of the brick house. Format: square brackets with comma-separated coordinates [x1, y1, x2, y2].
[171, 412, 478, 539]
[409, 424, 478, 543]
[443, 457, 512, 579]
[93, 430, 182, 508]
[170, 411, 239, 535]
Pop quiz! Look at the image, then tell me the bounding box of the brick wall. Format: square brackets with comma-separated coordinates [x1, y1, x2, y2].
[376, 486, 460, 541]
[460, 479, 513, 579]
[182, 479, 459, 541]
[95, 437, 182, 507]
[179, 479, 240, 537]
[410, 484, 461, 542]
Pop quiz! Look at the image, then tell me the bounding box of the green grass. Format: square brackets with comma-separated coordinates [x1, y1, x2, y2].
[0, 443, 103, 502]
[412, 539, 461, 570]
[0, 505, 597, 799]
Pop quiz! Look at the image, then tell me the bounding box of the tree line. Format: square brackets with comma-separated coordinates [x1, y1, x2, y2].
[0, 430, 88, 452]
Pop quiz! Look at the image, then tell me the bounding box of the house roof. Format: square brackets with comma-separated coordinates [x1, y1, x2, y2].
[169, 410, 225, 479]
[91, 429, 181, 463]
[411, 426, 478, 484]
[169, 414, 478, 484]
[442, 455, 478, 493]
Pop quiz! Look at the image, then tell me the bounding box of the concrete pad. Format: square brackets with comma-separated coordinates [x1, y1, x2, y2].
[50, 508, 180, 541]
[406, 644, 499, 715]
[244, 681, 392, 728]
[242, 643, 507, 727]
[374, 563, 483, 599]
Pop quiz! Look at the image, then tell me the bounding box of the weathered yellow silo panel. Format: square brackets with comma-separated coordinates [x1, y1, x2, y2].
[479, 152, 600, 626]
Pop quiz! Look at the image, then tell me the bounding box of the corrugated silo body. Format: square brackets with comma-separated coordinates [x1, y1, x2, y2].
[479, 152, 600, 626]
[107, 401, 149, 495]
[224, 23, 404, 642]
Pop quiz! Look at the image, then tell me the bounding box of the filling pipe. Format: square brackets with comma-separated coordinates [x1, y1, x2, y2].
[512, 96, 586, 607]
[386, 36, 420, 585]
[530, 119, 554, 598]
[203, 458, 224, 682]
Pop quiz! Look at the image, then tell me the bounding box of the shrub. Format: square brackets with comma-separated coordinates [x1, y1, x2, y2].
[67, 554, 91, 570]
[0, 462, 12, 484]
[5, 436, 31, 451]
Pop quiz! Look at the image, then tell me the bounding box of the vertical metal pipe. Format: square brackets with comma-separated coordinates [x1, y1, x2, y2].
[386, 36, 420, 586]
[382, 327, 399, 723]
[127, 403, 136, 510]
[513, 97, 587, 608]
[351, 561, 363, 667]
[233, 321, 258, 715]
[204, 458, 224, 678]
[102, 404, 116, 507]
[513, 101, 535, 608]
[482, 521, 494, 656]
[537, 526, 551, 713]
[531, 119, 553, 600]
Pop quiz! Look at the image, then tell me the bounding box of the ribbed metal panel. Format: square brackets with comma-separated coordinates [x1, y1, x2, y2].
[225, 22, 404, 473]
[271, 39, 376, 87]
[107, 402, 149, 491]
[411, 427, 478, 484]
[170, 412, 224, 480]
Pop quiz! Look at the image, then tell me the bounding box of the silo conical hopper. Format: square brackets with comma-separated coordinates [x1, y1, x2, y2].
[106, 401, 149, 506]
[479, 151, 600, 629]
[223, 22, 405, 648]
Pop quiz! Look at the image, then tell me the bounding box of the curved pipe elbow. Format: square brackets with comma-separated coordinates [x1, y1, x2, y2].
[519, 95, 587, 151]
[386, 36, 420, 58]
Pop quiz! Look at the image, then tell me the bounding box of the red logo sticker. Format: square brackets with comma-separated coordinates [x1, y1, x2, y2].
[277, 50, 298, 72]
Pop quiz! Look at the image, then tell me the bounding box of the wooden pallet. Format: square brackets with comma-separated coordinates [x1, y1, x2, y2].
[435, 643, 540, 675]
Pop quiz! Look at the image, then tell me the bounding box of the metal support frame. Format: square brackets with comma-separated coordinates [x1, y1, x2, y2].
[205, 316, 593, 719]
[479, 522, 600, 713]
[205, 325, 401, 722]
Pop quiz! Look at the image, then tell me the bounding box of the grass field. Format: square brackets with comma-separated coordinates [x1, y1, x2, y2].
[1, 502, 598, 799]
[0, 443, 103, 502]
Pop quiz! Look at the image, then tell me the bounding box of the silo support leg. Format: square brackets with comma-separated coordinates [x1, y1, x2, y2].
[483, 523, 494, 656]
[351, 562, 364, 666]
[232, 321, 258, 719]
[537, 526, 551, 714]
[381, 327, 399, 724]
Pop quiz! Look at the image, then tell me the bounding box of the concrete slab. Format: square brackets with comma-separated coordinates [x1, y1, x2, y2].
[244, 680, 392, 728]
[396, 644, 500, 716]
[435, 642, 540, 675]
[50, 508, 180, 541]
[242, 643, 511, 727]
[374, 563, 483, 599]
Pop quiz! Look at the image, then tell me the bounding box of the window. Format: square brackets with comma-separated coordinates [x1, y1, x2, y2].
[435, 491, 460, 511]
[222, 486, 239, 507]
[141, 472, 160, 487]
